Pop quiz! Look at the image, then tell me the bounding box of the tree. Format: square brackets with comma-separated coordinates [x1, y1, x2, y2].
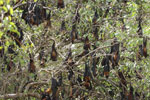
[0, 0, 150, 99]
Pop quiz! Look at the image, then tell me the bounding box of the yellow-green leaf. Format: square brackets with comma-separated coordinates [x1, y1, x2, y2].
[9, 7, 13, 15]
[0, 0, 3, 6]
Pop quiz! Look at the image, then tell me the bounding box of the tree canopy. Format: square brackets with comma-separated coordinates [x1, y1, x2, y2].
[0, 0, 150, 100]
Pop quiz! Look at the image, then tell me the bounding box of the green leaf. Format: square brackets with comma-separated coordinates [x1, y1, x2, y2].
[0, 0, 3, 6]
[3, 6, 8, 12]
[9, 7, 13, 15]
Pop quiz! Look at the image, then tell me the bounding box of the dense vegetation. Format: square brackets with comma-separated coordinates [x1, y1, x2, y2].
[0, 0, 150, 100]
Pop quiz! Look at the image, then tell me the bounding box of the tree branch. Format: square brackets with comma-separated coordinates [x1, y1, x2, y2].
[0, 93, 41, 99]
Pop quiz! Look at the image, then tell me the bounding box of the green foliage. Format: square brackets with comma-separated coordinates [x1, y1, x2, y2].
[0, 0, 150, 100]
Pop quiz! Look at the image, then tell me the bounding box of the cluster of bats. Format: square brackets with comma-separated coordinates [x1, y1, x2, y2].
[0, 0, 148, 100]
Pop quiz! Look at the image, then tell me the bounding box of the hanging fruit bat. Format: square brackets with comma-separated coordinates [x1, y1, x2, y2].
[8, 45, 16, 54]
[17, 25, 24, 43]
[57, 0, 64, 8]
[58, 72, 63, 86]
[21, 4, 28, 21]
[83, 61, 92, 90]
[91, 43, 97, 57]
[103, 6, 110, 18]
[111, 51, 120, 68]
[7, 23, 24, 47]
[143, 37, 147, 58]
[41, 1, 47, 20]
[22, 2, 45, 26]
[51, 78, 59, 100]
[91, 57, 97, 77]
[68, 69, 74, 80]
[15, 23, 24, 47]
[60, 20, 66, 32]
[137, 45, 143, 60]
[39, 47, 46, 66]
[110, 38, 120, 68]
[51, 41, 58, 61]
[75, 9, 80, 23]
[41, 89, 51, 100]
[45, 11, 51, 28]
[0, 41, 4, 58]
[137, 15, 143, 36]
[65, 49, 74, 66]
[77, 74, 82, 85]
[93, 27, 99, 40]
[84, 36, 90, 50]
[70, 23, 78, 43]
[127, 85, 134, 100]
[34, 6, 42, 26]
[123, 0, 127, 4]
[28, 54, 36, 73]
[92, 10, 98, 25]
[118, 71, 127, 87]
[101, 56, 110, 78]
[110, 38, 119, 54]
[7, 59, 15, 71]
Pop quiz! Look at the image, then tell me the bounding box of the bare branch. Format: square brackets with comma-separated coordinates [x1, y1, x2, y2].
[0, 93, 41, 99]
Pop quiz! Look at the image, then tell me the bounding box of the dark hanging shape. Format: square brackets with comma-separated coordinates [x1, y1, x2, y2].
[101, 56, 110, 78]
[8, 28, 22, 47]
[75, 10, 80, 23]
[92, 10, 98, 25]
[7, 60, 15, 71]
[58, 72, 63, 86]
[21, 3, 28, 21]
[41, 1, 47, 20]
[139, 45, 143, 57]
[17, 26, 24, 43]
[103, 7, 110, 18]
[127, 85, 134, 100]
[83, 61, 92, 90]
[110, 38, 119, 54]
[28, 54, 36, 73]
[60, 20, 66, 31]
[51, 41, 58, 61]
[34, 6, 42, 26]
[70, 23, 78, 43]
[68, 69, 74, 80]
[123, 0, 127, 4]
[83, 36, 90, 50]
[15, 23, 24, 47]
[28, 2, 37, 25]
[93, 27, 99, 40]
[0, 41, 4, 57]
[45, 11, 51, 28]
[57, 0, 64, 8]
[137, 17, 143, 36]
[77, 74, 82, 85]
[118, 71, 127, 87]
[51, 78, 59, 100]
[91, 57, 97, 77]
[143, 37, 147, 58]
[111, 51, 120, 68]
[110, 38, 120, 68]
[65, 49, 74, 66]
[41, 89, 51, 100]
[8, 45, 15, 54]
[39, 47, 46, 66]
